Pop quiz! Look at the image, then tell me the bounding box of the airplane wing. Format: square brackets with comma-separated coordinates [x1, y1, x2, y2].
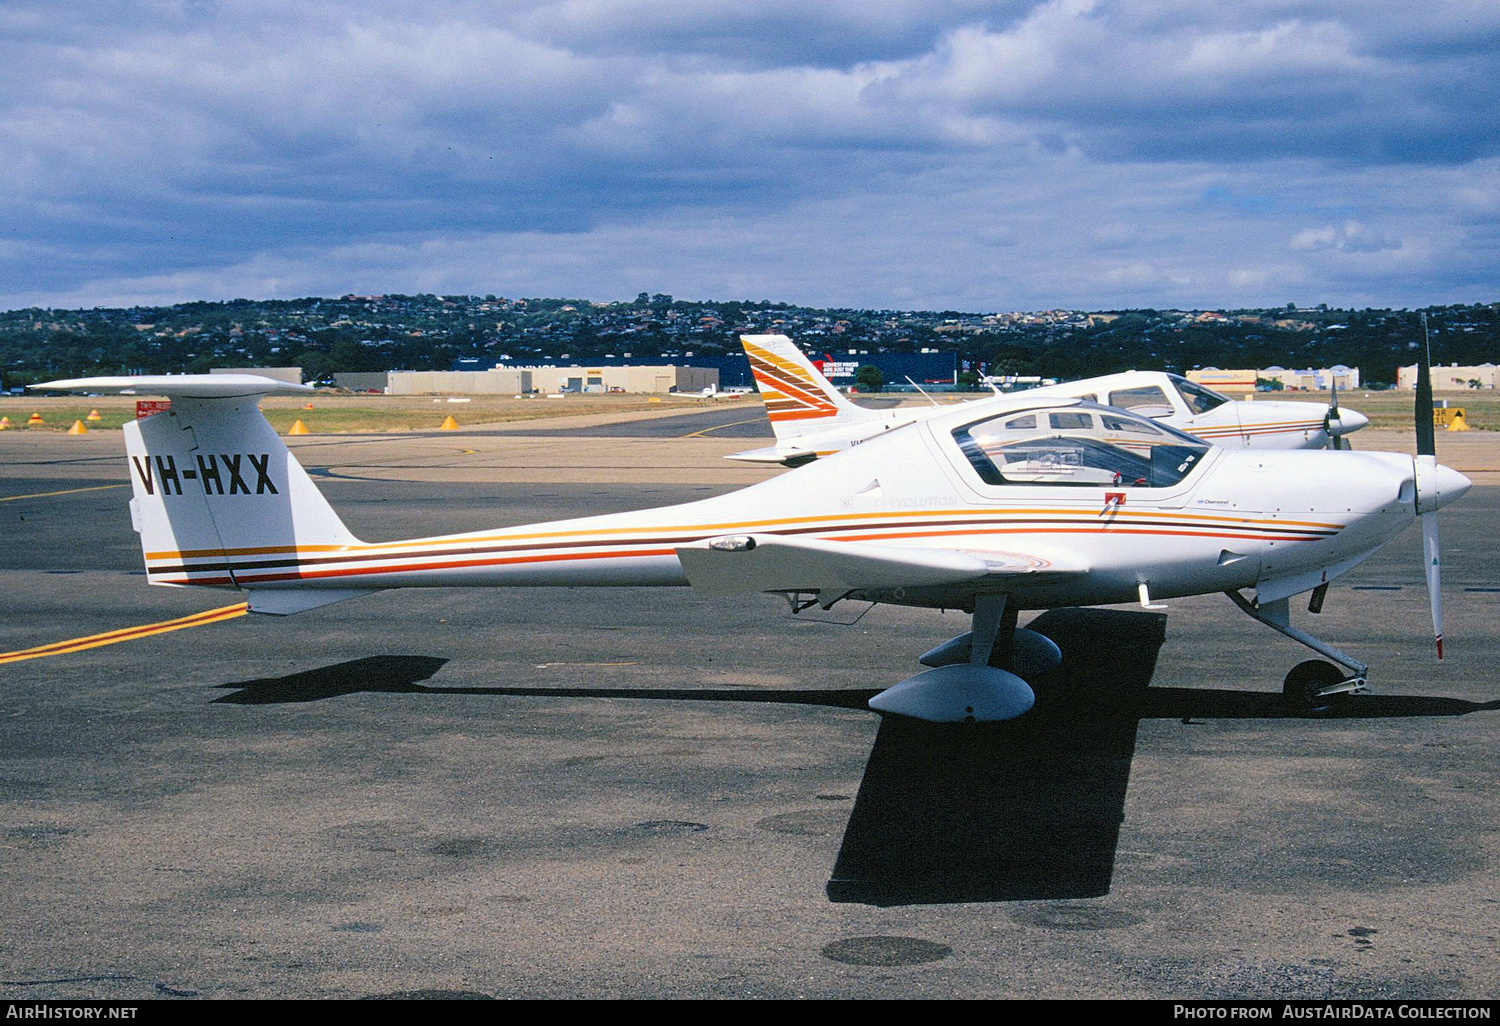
[675, 534, 1085, 596]
[31, 374, 313, 398]
[663, 387, 743, 400]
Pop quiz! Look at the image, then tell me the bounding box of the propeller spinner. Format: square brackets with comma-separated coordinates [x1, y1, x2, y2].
[1321, 376, 1369, 448]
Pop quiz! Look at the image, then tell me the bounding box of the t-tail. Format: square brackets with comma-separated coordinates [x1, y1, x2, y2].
[739, 334, 872, 441]
[35, 375, 369, 615]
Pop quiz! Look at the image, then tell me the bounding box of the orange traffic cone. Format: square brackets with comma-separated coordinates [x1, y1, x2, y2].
[67, 420, 88, 435]
[27, 412, 43, 425]
[0, 416, 10, 430]
[288, 419, 310, 435]
[86, 409, 102, 421]
[303, 403, 314, 410]
[440, 416, 460, 430]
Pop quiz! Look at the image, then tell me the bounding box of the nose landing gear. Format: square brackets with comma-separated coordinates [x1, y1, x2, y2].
[1226, 591, 1370, 717]
[1282, 659, 1366, 717]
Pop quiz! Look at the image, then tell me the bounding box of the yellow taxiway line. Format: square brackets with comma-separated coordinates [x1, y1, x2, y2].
[0, 484, 128, 503]
[0, 602, 249, 664]
[679, 417, 768, 439]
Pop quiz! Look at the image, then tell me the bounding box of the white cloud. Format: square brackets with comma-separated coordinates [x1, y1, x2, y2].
[0, 1, 1496, 311]
[1289, 221, 1402, 254]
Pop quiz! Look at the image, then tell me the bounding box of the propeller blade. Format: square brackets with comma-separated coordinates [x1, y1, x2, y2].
[1416, 314, 1436, 458]
[1324, 375, 1345, 449]
[1422, 507, 1444, 659]
[1415, 314, 1442, 658]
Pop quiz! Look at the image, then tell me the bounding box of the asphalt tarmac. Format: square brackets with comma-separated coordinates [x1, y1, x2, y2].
[1, 419, 1497, 1000]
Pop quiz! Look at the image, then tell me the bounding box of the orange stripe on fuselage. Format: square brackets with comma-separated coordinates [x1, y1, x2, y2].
[158, 547, 680, 586]
[146, 507, 1346, 562]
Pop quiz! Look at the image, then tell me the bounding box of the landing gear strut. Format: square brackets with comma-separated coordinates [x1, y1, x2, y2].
[1226, 590, 1368, 716]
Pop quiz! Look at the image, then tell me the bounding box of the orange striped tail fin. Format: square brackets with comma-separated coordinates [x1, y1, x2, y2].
[740, 334, 871, 441]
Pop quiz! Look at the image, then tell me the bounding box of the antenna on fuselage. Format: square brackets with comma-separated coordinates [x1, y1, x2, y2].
[905, 377, 941, 407]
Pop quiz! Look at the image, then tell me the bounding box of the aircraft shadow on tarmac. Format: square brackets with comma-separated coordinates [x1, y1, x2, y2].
[212, 609, 1498, 907]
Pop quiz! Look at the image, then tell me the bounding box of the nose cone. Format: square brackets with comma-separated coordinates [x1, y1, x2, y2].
[1329, 407, 1368, 436]
[1430, 463, 1473, 511]
[1415, 455, 1473, 513]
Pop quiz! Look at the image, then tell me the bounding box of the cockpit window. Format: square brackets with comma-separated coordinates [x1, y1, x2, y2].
[1171, 374, 1230, 415]
[953, 402, 1210, 488]
[1107, 385, 1175, 418]
[1100, 413, 1162, 435]
[1049, 411, 1094, 430]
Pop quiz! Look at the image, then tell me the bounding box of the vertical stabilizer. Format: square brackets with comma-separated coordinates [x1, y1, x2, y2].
[124, 395, 362, 589]
[30, 376, 363, 607]
[740, 334, 873, 440]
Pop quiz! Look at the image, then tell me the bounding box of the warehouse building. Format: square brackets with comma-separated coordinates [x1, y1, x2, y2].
[387, 368, 534, 395]
[1397, 363, 1498, 389]
[384, 364, 716, 395]
[1256, 365, 1360, 391]
[452, 351, 957, 390]
[1188, 366, 1360, 392]
[333, 372, 391, 392]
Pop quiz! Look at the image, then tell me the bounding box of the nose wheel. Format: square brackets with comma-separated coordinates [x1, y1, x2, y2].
[1282, 659, 1364, 717]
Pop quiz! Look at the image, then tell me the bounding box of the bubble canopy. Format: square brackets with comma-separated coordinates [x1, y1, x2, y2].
[951, 401, 1211, 488]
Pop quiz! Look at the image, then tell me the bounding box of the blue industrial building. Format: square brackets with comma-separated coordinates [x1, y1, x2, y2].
[452, 350, 958, 390]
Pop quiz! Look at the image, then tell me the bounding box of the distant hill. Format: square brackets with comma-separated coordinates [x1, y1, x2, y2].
[2, 293, 1495, 389]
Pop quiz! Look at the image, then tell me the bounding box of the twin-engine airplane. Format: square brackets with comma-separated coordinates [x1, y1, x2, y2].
[34, 364, 1462, 723]
[732, 334, 1368, 467]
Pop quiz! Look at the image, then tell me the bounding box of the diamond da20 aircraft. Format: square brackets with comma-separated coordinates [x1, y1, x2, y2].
[34, 364, 1463, 723]
[731, 334, 1368, 467]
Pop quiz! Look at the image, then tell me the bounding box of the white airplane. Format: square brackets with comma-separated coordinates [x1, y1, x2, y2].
[732, 334, 1368, 466]
[666, 385, 747, 400]
[33, 361, 1464, 724]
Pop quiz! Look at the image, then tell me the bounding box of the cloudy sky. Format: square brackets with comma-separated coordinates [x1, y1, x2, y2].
[3, 0, 1498, 311]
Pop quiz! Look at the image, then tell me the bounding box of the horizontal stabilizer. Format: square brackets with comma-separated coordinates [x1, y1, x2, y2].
[724, 445, 795, 465]
[246, 590, 381, 616]
[32, 374, 314, 399]
[724, 444, 820, 467]
[678, 534, 994, 595]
